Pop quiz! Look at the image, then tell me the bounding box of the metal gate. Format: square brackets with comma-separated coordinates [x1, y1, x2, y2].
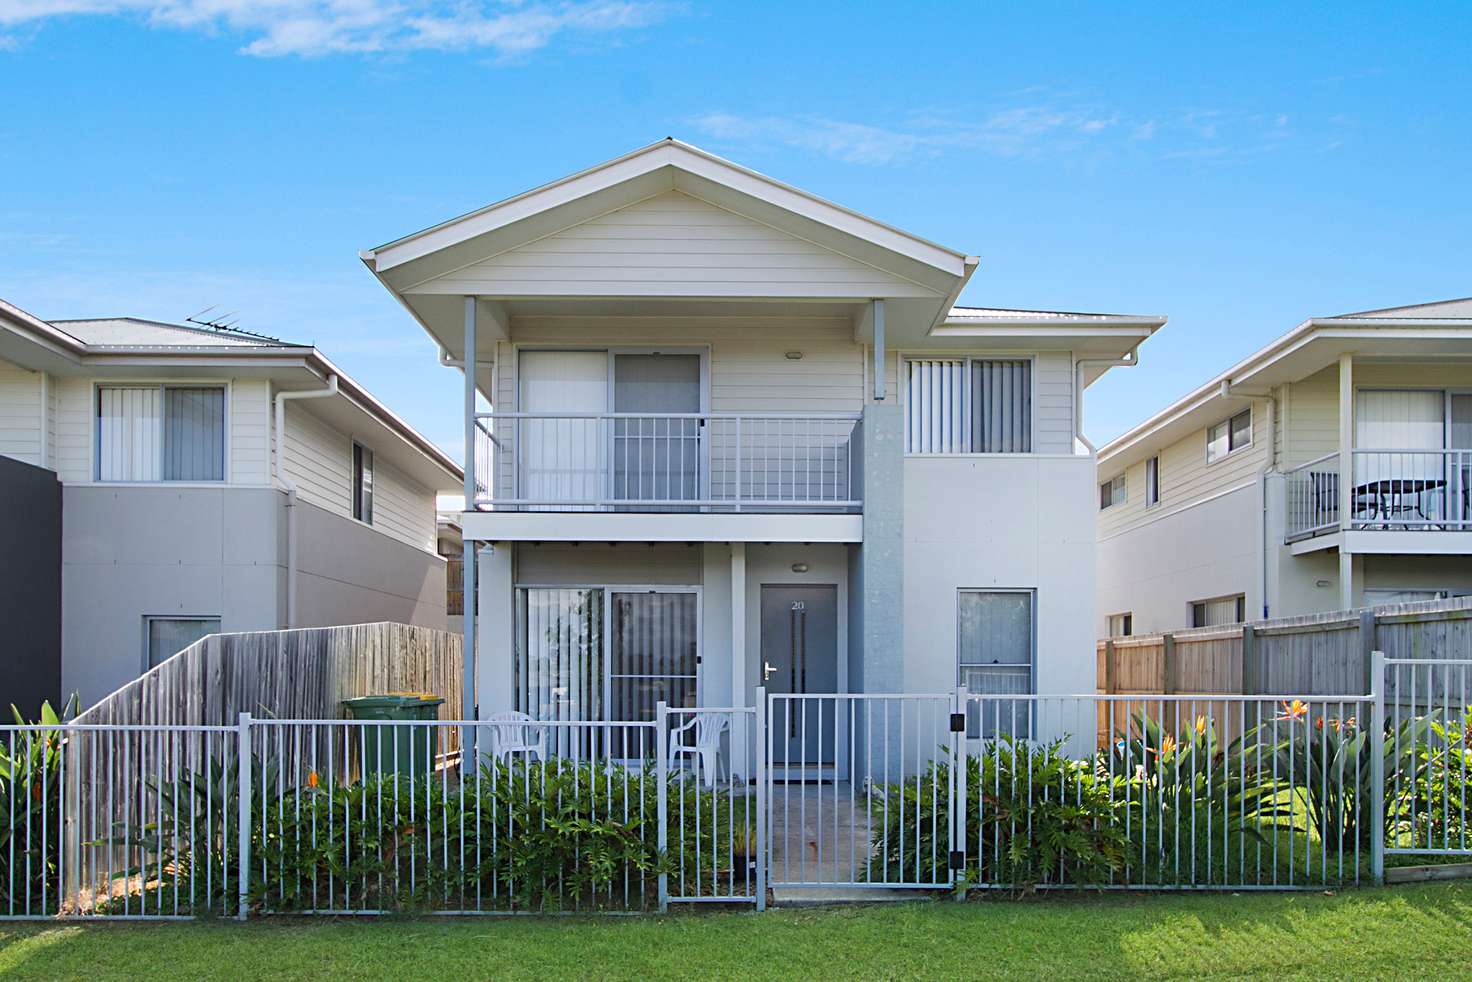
[764, 692, 964, 894]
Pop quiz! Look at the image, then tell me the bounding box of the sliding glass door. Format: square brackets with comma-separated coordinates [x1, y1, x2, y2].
[515, 586, 700, 725]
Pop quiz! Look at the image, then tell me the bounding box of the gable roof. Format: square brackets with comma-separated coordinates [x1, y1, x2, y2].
[1099, 298, 1472, 469]
[54, 317, 306, 349]
[1, 298, 461, 489]
[362, 139, 981, 363]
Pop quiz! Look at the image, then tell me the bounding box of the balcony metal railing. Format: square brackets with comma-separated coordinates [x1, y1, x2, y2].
[1285, 449, 1472, 541]
[471, 412, 861, 512]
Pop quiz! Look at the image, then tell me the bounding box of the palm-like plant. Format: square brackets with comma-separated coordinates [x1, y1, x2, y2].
[0, 695, 79, 912]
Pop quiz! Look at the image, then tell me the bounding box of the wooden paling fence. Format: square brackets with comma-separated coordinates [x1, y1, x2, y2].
[73, 622, 464, 729]
[1096, 597, 1472, 745]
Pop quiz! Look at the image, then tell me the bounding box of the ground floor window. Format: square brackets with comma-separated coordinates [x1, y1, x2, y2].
[1190, 594, 1245, 628]
[958, 589, 1035, 738]
[514, 586, 698, 723]
[1363, 588, 1465, 606]
[1107, 612, 1133, 637]
[144, 616, 220, 669]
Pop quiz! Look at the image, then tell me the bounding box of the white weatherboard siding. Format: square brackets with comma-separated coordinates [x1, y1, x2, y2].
[53, 377, 93, 483]
[280, 400, 436, 552]
[230, 379, 272, 485]
[1098, 397, 1270, 541]
[495, 315, 864, 413]
[0, 357, 43, 466]
[281, 401, 352, 513]
[373, 456, 437, 552]
[417, 190, 937, 299]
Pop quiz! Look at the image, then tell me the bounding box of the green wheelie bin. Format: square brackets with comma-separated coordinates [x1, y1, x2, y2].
[342, 693, 445, 781]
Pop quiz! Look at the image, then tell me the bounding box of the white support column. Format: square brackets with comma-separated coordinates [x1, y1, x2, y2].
[476, 542, 514, 718]
[730, 542, 747, 705]
[1337, 352, 1354, 611]
[461, 296, 477, 720]
[729, 542, 749, 778]
[872, 299, 886, 402]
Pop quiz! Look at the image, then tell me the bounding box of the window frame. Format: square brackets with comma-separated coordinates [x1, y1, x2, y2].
[352, 441, 374, 525]
[1205, 408, 1252, 464]
[1189, 593, 1247, 628]
[1144, 455, 1160, 508]
[93, 381, 230, 484]
[1099, 473, 1127, 510]
[956, 587, 1037, 739]
[902, 355, 1038, 456]
[141, 614, 221, 673]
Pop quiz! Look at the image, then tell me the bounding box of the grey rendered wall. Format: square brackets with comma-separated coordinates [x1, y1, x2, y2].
[62, 486, 283, 707]
[1097, 481, 1262, 635]
[0, 455, 61, 715]
[854, 404, 903, 690]
[293, 498, 448, 632]
[905, 454, 1098, 695]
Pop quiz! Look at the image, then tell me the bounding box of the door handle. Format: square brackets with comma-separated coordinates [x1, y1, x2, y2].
[763, 660, 778, 681]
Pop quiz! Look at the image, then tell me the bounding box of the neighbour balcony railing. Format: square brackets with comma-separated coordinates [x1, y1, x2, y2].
[471, 412, 861, 512]
[1285, 449, 1472, 541]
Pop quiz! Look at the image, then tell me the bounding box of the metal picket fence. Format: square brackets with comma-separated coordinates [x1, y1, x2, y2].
[3, 654, 1470, 919]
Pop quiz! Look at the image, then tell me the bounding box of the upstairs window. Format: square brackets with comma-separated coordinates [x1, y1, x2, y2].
[906, 358, 1032, 454]
[353, 442, 374, 524]
[97, 385, 225, 482]
[1206, 409, 1251, 463]
[1099, 473, 1126, 510]
[1145, 455, 1160, 507]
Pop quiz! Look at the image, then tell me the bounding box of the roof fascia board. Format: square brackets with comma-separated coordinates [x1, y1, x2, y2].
[368, 140, 968, 279]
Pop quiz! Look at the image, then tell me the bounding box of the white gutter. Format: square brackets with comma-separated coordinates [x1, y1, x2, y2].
[1074, 344, 1142, 453]
[274, 372, 339, 628]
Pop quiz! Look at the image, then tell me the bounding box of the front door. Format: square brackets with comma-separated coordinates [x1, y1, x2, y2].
[761, 585, 838, 768]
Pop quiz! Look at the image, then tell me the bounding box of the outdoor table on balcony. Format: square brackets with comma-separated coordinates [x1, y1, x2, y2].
[1352, 477, 1447, 528]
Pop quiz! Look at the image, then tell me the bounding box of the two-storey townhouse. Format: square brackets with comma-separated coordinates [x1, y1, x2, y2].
[0, 297, 462, 708]
[363, 139, 1162, 770]
[1097, 298, 1472, 635]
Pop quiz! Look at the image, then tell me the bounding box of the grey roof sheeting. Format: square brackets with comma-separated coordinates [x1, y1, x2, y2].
[52, 317, 306, 349]
[1332, 297, 1472, 320]
[947, 305, 1165, 323]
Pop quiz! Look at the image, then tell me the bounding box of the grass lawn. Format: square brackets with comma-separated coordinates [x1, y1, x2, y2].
[2, 883, 1471, 980]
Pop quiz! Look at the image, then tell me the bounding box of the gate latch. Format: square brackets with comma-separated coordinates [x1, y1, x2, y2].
[949, 712, 966, 734]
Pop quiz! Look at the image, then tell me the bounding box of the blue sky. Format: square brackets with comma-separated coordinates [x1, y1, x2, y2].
[2, 2, 1469, 459]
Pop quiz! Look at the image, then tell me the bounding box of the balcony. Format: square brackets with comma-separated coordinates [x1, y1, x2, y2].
[1285, 449, 1472, 542]
[470, 412, 861, 514]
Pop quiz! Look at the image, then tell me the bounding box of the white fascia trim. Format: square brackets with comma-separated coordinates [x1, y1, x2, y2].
[459, 511, 863, 544]
[1100, 317, 1472, 466]
[366, 139, 970, 277]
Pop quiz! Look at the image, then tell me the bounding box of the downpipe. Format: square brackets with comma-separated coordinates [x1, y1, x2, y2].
[274, 372, 339, 628]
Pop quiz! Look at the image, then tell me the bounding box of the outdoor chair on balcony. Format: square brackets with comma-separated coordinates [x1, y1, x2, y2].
[485, 711, 546, 765]
[669, 713, 729, 789]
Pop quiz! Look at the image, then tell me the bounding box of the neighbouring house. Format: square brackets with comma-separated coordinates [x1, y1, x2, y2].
[0, 297, 462, 707]
[361, 138, 1163, 742]
[1097, 298, 1472, 636]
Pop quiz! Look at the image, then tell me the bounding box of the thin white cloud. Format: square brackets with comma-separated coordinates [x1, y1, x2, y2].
[690, 102, 1322, 166]
[0, 0, 672, 57]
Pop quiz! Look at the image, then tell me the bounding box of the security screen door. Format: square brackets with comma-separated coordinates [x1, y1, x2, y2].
[612, 354, 701, 507]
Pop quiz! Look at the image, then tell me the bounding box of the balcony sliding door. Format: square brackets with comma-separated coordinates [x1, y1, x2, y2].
[1355, 390, 1446, 522]
[518, 351, 607, 509]
[612, 353, 702, 509]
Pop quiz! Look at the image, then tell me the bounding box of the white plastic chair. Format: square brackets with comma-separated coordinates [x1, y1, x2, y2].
[669, 713, 729, 788]
[485, 711, 546, 765]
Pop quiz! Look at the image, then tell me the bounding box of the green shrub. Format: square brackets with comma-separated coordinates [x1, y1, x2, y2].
[0, 697, 77, 914]
[868, 739, 1127, 892]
